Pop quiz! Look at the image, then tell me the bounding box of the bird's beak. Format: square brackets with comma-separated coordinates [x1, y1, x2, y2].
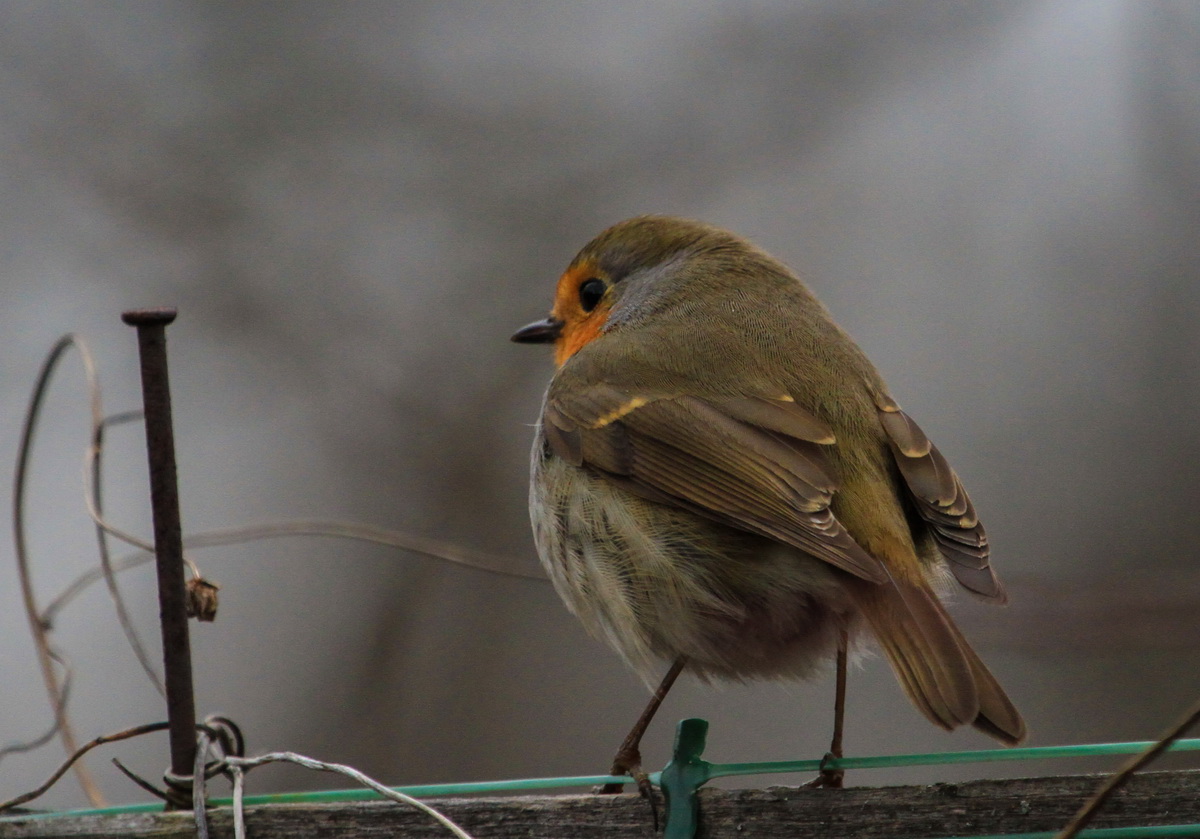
[511, 317, 564, 344]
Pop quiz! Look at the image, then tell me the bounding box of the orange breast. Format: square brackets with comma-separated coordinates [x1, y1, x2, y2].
[555, 310, 608, 366]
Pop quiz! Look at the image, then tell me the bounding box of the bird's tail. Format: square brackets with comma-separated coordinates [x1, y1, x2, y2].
[847, 572, 1026, 745]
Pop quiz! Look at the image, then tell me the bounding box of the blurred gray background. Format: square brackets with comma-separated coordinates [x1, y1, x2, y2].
[2, 0, 1199, 811]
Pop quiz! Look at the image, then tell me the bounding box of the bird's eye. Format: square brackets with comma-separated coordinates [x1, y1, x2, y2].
[578, 278, 607, 312]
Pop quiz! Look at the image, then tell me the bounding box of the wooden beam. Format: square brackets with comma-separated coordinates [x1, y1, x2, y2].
[2, 769, 1198, 838]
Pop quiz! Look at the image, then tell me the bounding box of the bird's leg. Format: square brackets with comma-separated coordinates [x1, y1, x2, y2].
[807, 630, 848, 789]
[598, 656, 686, 797]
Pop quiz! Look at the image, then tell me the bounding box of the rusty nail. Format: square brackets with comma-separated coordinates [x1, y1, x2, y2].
[122, 307, 197, 801]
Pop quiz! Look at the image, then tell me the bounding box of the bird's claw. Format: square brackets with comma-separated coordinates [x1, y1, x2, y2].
[597, 743, 641, 794]
[596, 747, 661, 828]
[804, 751, 845, 789]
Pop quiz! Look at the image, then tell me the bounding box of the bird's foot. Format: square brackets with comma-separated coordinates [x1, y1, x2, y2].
[596, 743, 648, 794]
[804, 752, 845, 789]
[596, 746, 660, 828]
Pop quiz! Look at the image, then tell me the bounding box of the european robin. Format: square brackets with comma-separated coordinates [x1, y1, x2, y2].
[512, 216, 1025, 790]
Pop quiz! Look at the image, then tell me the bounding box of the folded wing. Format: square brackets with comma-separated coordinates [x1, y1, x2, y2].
[544, 383, 887, 583]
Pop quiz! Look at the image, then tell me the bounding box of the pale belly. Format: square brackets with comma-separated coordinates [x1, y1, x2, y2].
[531, 437, 857, 682]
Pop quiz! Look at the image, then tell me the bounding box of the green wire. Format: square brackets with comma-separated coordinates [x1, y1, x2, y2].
[942, 828, 1200, 839]
[231, 772, 630, 803]
[654, 724, 1200, 839]
[4, 731, 1198, 829]
[704, 736, 1200, 780]
[1, 774, 630, 821]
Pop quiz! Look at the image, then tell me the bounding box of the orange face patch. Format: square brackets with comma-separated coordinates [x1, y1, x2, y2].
[551, 261, 611, 366]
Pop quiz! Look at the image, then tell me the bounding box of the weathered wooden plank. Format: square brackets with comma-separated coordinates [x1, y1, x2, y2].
[3, 769, 1198, 839]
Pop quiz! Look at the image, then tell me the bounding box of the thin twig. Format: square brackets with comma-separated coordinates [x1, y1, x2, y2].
[11, 334, 539, 809]
[180, 520, 542, 579]
[0, 652, 72, 766]
[111, 757, 171, 801]
[0, 722, 169, 812]
[85, 429, 537, 584]
[82, 419, 156, 556]
[223, 751, 476, 839]
[43, 518, 546, 623]
[12, 334, 105, 806]
[89, 409, 165, 696]
[42, 552, 149, 626]
[1055, 694, 1200, 839]
[0, 714, 61, 765]
[106, 717, 242, 809]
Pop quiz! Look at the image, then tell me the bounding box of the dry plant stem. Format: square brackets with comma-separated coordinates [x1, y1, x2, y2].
[224, 752, 476, 839]
[180, 520, 545, 579]
[0, 722, 169, 812]
[84, 417, 157, 554]
[90, 411, 166, 696]
[43, 552, 152, 623]
[44, 518, 547, 624]
[12, 334, 105, 807]
[1055, 694, 1200, 839]
[111, 757, 173, 801]
[0, 657, 71, 765]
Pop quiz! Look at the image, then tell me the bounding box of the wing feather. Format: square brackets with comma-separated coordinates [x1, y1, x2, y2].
[544, 385, 887, 583]
[878, 406, 1005, 602]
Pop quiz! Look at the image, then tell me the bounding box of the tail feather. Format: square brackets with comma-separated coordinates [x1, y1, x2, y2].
[849, 573, 1026, 745]
[954, 628, 1027, 744]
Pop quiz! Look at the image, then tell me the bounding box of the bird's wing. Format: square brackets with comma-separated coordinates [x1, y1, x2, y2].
[543, 381, 887, 583]
[876, 401, 1005, 602]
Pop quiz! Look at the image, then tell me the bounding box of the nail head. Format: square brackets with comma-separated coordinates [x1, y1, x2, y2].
[122, 307, 178, 327]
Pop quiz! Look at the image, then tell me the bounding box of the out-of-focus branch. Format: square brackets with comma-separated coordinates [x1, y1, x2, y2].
[1055, 695, 1200, 839]
[43, 518, 546, 624]
[0, 722, 169, 812]
[12, 334, 106, 807]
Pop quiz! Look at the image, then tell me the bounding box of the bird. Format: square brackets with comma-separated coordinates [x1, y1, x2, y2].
[512, 215, 1025, 792]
